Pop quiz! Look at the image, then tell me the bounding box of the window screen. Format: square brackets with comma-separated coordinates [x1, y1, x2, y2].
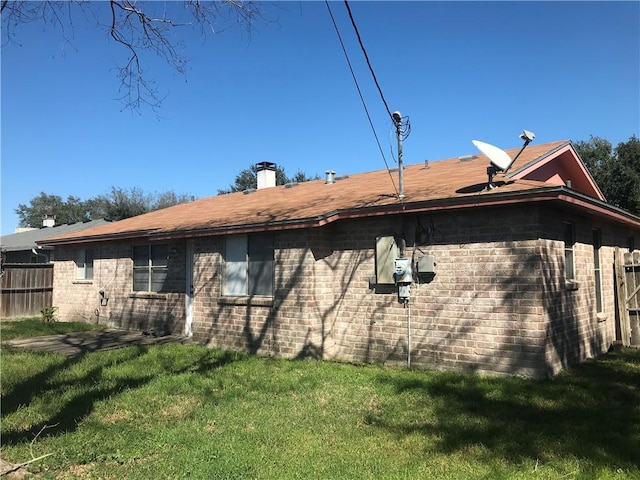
[75, 249, 94, 280]
[563, 222, 575, 281]
[224, 235, 248, 296]
[224, 234, 273, 297]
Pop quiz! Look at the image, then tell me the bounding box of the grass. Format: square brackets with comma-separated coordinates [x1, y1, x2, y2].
[0, 323, 639, 479]
[0, 317, 104, 341]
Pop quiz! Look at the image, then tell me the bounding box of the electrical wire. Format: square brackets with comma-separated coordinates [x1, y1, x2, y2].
[389, 115, 412, 164]
[324, 0, 398, 197]
[343, 0, 394, 122]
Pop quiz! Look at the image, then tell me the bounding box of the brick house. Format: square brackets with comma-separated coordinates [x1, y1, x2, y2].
[40, 141, 640, 377]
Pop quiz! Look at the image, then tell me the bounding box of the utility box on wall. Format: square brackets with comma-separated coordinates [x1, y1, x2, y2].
[416, 254, 437, 283]
[375, 236, 397, 285]
[417, 254, 437, 275]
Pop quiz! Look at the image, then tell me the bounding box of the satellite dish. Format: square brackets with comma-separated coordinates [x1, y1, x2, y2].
[471, 130, 536, 191]
[471, 140, 513, 171]
[471, 130, 535, 190]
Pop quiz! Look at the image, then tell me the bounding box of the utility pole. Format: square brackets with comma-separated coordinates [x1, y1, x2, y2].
[392, 111, 404, 199]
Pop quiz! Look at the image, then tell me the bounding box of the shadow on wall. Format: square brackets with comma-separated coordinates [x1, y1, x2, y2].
[94, 241, 187, 336]
[499, 243, 603, 376]
[391, 239, 603, 378]
[165, 211, 602, 376]
[198, 228, 396, 364]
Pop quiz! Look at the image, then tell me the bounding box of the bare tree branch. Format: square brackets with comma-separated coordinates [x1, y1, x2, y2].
[1, 1, 265, 112]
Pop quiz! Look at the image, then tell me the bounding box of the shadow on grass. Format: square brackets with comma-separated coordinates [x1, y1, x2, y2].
[0, 345, 240, 446]
[374, 349, 640, 469]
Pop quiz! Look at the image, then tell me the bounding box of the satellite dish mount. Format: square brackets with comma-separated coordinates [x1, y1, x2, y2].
[472, 130, 535, 190]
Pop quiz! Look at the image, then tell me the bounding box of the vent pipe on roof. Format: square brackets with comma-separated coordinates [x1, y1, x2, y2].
[325, 170, 335, 184]
[256, 162, 276, 189]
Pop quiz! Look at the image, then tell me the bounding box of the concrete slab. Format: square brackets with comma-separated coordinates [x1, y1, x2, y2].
[4, 329, 191, 357]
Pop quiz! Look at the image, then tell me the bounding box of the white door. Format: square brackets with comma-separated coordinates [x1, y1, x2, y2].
[185, 239, 194, 337]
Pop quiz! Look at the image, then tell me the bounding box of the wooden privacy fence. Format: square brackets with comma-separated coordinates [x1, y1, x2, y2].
[614, 248, 640, 347]
[0, 264, 53, 318]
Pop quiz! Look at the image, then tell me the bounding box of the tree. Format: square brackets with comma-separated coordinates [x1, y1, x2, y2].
[217, 164, 319, 194]
[575, 135, 640, 216]
[15, 187, 193, 227]
[1, 1, 263, 111]
[15, 193, 91, 227]
[573, 136, 613, 174]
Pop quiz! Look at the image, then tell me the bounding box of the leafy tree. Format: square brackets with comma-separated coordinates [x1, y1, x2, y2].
[15, 187, 193, 227]
[15, 193, 91, 227]
[92, 187, 151, 221]
[153, 191, 195, 211]
[573, 136, 613, 173]
[218, 165, 319, 194]
[1, 1, 263, 111]
[289, 170, 318, 184]
[575, 135, 640, 215]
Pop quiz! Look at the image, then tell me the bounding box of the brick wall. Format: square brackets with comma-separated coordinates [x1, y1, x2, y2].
[186, 203, 629, 377]
[54, 240, 186, 334]
[51, 202, 637, 377]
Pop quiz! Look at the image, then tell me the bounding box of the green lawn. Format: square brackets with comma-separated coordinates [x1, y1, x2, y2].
[1, 321, 639, 479]
[0, 317, 103, 341]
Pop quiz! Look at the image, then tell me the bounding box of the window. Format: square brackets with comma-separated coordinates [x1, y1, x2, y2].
[593, 229, 603, 312]
[75, 249, 94, 280]
[223, 234, 274, 296]
[563, 222, 575, 281]
[133, 244, 168, 292]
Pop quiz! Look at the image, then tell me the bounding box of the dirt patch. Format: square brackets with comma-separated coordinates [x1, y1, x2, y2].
[158, 396, 199, 420]
[101, 410, 132, 424]
[57, 463, 95, 479]
[0, 458, 32, 479]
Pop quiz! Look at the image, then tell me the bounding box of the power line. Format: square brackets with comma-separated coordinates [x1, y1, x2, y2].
[343, 0, 393, 122]
[324, 0, 398, 196]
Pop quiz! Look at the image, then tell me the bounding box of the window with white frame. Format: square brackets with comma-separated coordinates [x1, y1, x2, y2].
[563, 222, 575, 281]
[75, 248, 94, 280]
[223, 234, 274, 296]
[133, 244, 168, 292]
[593, 229, 603, 312]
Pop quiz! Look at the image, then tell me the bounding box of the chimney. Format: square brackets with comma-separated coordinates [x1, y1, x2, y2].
[42, 215, 55, 228]
[256, 162, 277, 189]
[325, 170, 335, 184]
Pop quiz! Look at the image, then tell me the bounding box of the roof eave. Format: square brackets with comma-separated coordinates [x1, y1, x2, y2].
[39, 186, 640, 245]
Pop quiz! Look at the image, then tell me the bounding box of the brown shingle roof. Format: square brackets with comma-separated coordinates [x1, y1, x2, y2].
[41, 140, 592, 244]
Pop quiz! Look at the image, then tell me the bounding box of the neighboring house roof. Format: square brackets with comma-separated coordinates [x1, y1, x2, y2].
[39, 141, 640, 246]
[2, 220, 109, 251]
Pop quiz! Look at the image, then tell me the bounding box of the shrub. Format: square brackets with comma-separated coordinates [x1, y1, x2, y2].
[40, 306, 58, 323]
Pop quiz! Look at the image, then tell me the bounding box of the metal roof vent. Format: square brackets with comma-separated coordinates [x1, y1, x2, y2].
[325, 170, 335, 184]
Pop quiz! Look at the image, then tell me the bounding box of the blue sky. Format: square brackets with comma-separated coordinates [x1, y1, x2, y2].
[2, 1, 639, 234]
